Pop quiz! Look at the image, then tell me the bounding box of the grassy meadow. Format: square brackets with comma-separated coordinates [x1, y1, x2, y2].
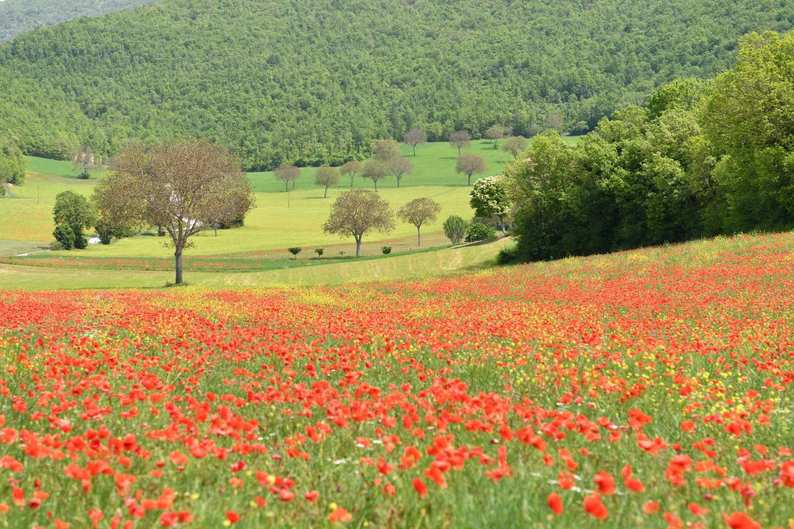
[0, 139, 537, 255]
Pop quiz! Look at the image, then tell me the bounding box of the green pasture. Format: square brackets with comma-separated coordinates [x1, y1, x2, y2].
[0, 238, 510, 290]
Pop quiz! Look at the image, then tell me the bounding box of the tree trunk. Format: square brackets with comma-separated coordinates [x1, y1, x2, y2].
[355, 237, 362, 257]
[417, 226, 421, 247]
[174, 251, 183, 285]
[285, 181, 289, 192]
[396, 176, 401, 188]
[412, 145, 417, 157]
[468, 173, 472, 185]
[324, 185, 328, 198]
[350, 175, 354, 188]
[374, 179, 378, 191]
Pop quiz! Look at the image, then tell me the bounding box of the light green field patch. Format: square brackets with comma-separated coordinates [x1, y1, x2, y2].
[0, 238, 509, 290]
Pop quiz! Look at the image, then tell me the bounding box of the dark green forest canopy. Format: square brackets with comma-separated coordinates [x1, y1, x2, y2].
[0, 0, 792, 169]
[0, 0, 155, 41]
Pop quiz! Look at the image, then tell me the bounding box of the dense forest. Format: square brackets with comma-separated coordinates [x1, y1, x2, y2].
[0, 0, 792, 169]
[0, 0, 154, 41]
[504, 31, 794, 262]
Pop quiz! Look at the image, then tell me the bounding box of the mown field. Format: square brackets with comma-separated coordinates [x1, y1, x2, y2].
[0, 232, 792, 528]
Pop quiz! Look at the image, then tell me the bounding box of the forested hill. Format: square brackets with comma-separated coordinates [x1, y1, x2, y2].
[0, 0, 792, 169]
[0, 0, 155, 41]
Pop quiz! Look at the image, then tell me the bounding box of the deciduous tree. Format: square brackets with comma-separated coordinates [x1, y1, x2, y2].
[388, 157, 412, 188]
[323, 190, 394, 256]
[456, 153, 487, 185]
[98, 139, 253, 284]
[340, 160, 362, 188]
[315, 166, 340, 198]
[372, 139, 401, 161]
[449, 130, 471, 155]
[404, 128, 427, 156]
[398, 197, 441, 246]
[363, 160, 388, 190]
[502, 136, 528, 158]
[469, 175, 511, 232]
[485, 125, 509, 148]
[274, 164, 300, 192]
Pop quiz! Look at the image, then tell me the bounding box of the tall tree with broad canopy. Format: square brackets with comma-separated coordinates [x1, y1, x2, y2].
[502, 136, 528, 158]
[323, 190, 394, 256]
[274, 164, 300, 192]
[456, 153, 487, 185]
[449, 130, 471, 155]
[372, 139, 401, 161]
[315, 166, 340, 198]
[362, 160, 388, 190]
[388, 156, 412, 188]
[340, 160, 362, 188]
[398, 197, 441, 246]
[97, 139, 253, 284]
[404, 128, 426, 156]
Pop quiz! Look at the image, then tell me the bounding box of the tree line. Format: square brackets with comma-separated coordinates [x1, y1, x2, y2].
[0, 0, 789, 169]
[503, 31, 794, 262]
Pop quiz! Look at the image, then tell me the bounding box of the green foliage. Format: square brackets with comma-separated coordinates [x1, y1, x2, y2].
[701, 31, 794, 232]
[0, 0, 789, 168]
[469, 176, 511, 230]
[465, 220, 497, 242]
[507, 31, 794, 263]
[52, 190, 95, 250]
[53, 224, 76, 250]
[443, 215, 468, 245]
[381, 246, 392, 255]
[288, 247, 302, 259]
[0, 138, 26, 185]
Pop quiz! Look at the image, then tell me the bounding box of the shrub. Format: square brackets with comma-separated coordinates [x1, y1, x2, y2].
[52, 191, 95, 251]
[382, 246, 392, 255]
[465, 220, 497, 242]
[314, 248, 324, 257]
[288, 247, 302, 259]
[497, 245, 520, 264]
[443, 215, 468, 245]
[95, 220, 114, 245]
[53, 224, 75, 250]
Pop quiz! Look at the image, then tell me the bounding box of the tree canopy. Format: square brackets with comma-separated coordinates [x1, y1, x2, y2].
[323, 190, 394, 256]
[0, 0, 789, 168]
[505, 31, 794, 263]
[95, 139, 253, 284]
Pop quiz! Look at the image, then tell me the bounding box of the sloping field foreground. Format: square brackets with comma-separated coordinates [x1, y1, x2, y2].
[0, 232, 793, 528]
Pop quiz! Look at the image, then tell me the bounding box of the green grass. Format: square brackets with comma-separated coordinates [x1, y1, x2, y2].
[0, 238, 510, 290]
[26, 155, 106, 179]
[0, 171, 95, 242]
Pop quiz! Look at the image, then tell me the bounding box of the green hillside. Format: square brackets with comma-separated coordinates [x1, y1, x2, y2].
[0, 0, 154, 41]
[0, 0, 791, 169]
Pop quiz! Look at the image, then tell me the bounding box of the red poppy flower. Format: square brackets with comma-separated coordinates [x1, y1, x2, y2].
[547, 492, 563, 515]
[724, 512, 761, 529]
[583, 493, 608, 520]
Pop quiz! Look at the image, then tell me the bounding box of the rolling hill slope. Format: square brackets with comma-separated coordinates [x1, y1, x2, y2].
[0, 0, 792, 169]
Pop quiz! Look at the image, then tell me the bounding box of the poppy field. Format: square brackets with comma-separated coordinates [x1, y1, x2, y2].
[0, 233, 793, 529]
